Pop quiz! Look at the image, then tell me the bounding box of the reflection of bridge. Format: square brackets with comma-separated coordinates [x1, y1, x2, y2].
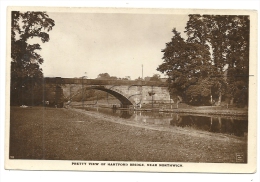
[44, 77, 171, 107]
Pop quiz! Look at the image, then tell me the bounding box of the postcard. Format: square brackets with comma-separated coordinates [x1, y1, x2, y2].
[5, 7, 257, 173]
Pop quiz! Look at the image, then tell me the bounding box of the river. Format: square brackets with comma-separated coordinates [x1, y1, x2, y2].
[76, 106, 248, 138]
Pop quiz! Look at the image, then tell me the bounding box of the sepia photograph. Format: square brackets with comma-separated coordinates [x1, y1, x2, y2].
[4, 7, 257, 173]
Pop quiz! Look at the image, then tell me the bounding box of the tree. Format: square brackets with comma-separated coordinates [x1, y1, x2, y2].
[96, 73, 111, 80]
[225, 16, 249, 107]
[185, 15, 226, 105]
[121, 76, 131, 80]
[158, 15, 249, 107]
[135, 76, 142, 81]
[185, 15, 249, 106]
[11, 11, 55, 105]
[150, 74, 161, 82]
[110, 76, 118, 80]
[157, 28, 211, 103]
[96, 73, 119, 80]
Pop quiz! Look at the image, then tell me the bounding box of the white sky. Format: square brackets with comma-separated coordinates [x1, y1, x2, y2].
[30, 12, 188, 79]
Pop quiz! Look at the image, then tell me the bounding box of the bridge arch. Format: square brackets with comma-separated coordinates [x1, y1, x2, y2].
[70, 85, 136, 107]
[88, 85, 135, 106]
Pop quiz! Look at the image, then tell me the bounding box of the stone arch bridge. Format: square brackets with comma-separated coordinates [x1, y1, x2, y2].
[43, 77, 171, 108]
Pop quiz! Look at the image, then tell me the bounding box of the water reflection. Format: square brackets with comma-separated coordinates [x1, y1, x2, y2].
[169, 115, 248, 137]
[82, 107, 248, 137]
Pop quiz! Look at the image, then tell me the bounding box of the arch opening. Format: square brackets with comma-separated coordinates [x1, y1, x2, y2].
[84, 86, 135, 107]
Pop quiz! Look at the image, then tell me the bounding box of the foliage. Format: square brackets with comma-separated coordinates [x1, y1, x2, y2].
[11, 11, 55, 105]
[96, 73, 120, 80]
[96, 73, 111, 79]
[121, 76, 131, 80]
[71, 89, 116, 102]
[135, 77, 142, 81]
[157, 15, 249, 106]
[157, 28, 211, 103]
[150, 74, 161, 82]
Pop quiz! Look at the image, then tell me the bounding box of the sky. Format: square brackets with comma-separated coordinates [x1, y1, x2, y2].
[29, 12, 189, 79]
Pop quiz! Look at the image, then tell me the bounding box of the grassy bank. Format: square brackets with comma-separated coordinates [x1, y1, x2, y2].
[9, 107, 247, 163]
[166, 106, 248, 117]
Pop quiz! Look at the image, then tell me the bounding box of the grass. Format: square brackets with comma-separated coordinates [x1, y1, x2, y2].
[9, 107, 247, 163]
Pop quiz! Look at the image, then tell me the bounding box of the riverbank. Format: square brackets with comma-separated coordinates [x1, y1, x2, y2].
[9, 107, 247, 163]
[70, 101, 248, 117]
[159, 106, 248, 117]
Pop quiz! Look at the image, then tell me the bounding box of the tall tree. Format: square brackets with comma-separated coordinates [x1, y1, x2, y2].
[185, 15, 225, 105]
[11, 11, 55, 105]
[157, 28, 211, 102]
[160, 15, 250, 106]
[185, 15, 249, 106]
[225, 16, 249, 106]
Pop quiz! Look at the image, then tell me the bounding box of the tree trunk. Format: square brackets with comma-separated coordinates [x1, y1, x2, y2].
[210, 117, 213, 131]
[218, 92, 222, 106]
[230, 97, 234, 105]
[218, 117, 222, 132]
[176, 95, 182, 109]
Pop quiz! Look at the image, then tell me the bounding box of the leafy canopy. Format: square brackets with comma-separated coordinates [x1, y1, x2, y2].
[11, 11, 55, 105]
[157, 15, 249, 106]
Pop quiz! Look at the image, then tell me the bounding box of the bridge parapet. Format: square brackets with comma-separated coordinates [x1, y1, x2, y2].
[44, 77, 168, 87]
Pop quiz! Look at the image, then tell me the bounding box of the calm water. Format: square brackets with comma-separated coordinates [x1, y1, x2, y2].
[79, 106, 248, 137]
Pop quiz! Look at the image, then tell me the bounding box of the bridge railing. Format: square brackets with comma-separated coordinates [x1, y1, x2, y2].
[44, 77, 168, 87]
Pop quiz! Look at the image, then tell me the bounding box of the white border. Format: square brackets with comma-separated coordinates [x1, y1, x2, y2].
[1, 1, 259, 182]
